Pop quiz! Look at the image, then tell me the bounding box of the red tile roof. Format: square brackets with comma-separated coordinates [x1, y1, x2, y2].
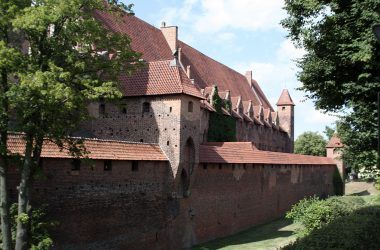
[93, 11, 173, 62]
[179, 42, 273, 110]
[326, 134, 344, 148]
[119, 60, 204, 99]
[200, 142, 335, 165]
[95, 12, 274, 109]
[276, 89, 295, 106]
[7, 134, 168, 161]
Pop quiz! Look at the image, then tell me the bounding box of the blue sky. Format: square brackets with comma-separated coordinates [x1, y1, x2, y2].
[127, 0, 338, 139]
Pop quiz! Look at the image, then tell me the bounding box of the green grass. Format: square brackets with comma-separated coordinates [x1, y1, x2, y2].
[193, 219, 302, 250]
[193, 194, 380, 250]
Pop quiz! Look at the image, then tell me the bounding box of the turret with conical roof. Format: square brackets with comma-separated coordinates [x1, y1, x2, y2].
[276, 89, 295, 152]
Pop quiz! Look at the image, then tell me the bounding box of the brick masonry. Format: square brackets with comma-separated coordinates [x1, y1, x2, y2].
[7, 160, 335, 249]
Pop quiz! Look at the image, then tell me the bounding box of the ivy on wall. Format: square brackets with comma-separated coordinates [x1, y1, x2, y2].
[207, 86, 236, 142]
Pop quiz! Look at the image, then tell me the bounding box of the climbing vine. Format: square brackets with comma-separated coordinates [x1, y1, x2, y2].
[207, 86, 236, 142]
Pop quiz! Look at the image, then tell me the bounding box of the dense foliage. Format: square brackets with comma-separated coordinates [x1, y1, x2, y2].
[0, 0, 140, 248]
[284, 195, 380, 249]
[294, 131, 326, 156]
[286, 196, 365, 236]
[207, 86, 236, 142]
[282, 0, 380, 171]
[0, 204, 57, 250]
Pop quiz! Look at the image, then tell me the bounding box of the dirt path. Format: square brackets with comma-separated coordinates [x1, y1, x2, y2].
[345, 181, 379, 196]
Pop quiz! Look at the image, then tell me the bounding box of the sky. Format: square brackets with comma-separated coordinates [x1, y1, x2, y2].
[127, 0, 338, 139]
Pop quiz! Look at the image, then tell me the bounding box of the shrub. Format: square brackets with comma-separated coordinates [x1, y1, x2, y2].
[283, 205, 380, 250]
[375, 177, 380, 191]
[285, 196, 365, 236]
[0, 203, 57, 249]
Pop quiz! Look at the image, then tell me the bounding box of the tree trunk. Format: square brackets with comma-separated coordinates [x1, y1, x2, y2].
[0, 67, 12, 249]
[15, 135, 33, 250]
[0, 152, 12, 250]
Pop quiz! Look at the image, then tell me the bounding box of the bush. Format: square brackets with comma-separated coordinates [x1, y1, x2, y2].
[375, 177, 380, 191]
[283, 205, 380, 249]
[0, 203, 57, 249]
[285, 196, 365, 236]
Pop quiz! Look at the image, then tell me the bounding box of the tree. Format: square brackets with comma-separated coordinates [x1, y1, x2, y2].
[282, 0, 380, 170]
[323, 125, 335, 140]
[0, 1, 28, 248]
[294, 132, 327, 156]
[0, 1, 141, 249]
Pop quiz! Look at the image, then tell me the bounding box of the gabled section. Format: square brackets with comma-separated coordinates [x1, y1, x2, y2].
[119, 60, 204, 99]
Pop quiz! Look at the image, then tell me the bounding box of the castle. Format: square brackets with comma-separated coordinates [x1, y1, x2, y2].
[6, 11, 342, 249]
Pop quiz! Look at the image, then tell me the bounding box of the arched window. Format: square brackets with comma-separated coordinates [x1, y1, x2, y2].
[142, 102, 150, 113]
[188, 101, 193, 112]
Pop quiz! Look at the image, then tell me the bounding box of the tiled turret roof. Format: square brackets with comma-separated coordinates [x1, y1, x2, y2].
[326, 134, 344, 148]
[276, 89, 295, 106]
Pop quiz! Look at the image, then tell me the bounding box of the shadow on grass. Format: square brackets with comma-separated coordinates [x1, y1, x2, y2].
[348, 190, 371, 196]
[283, 205, 380, 250]
[193, 218, 297, 250]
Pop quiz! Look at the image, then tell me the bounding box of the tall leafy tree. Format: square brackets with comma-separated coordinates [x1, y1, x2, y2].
[294, 131, 327, 156]
[0, 0, 141, 249]
[324, 125, 335, 140]
[0, 1, 28, 248]
[282, 0, 380, 170]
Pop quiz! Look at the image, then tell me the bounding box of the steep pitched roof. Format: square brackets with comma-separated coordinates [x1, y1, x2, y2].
[179, 41, 273, 110]
[276, 89, 295, 106]
[326, 134, 344, 148]
[119, 60, 204, 99]
[95, 12, 274, 110]
[200, 142, 335, 165]
[93, 11, 173, 62]
[7, 134, 168, 161]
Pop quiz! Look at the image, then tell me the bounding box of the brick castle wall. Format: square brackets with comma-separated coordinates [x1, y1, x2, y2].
[7, 160, 335, 249]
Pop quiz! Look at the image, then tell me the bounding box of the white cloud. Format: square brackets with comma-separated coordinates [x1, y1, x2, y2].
[277, 39, 306, 63]
[160, 0, 285, 34]
[194, 0, 285, 33]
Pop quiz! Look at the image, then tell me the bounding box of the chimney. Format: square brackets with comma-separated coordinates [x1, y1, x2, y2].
[161, 22, 178, 54]
[245, 70, 253, 87]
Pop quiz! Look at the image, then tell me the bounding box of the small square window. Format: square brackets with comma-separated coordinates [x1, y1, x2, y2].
[104, 160, 112, 171]
[132, 161, 139, 172]
[282, 107, 286, 111]
[121, 106, 127, 114]
[203, 163, 208, 170]
[71, 159, 81, 171]
[142, 102, 150, 113]
[188, 101, 193, 112]
[99, 103, 106, 115]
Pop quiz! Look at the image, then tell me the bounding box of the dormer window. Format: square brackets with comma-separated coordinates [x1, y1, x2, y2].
[142, 102, 150, 113]
[188, 101, 193, 112]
